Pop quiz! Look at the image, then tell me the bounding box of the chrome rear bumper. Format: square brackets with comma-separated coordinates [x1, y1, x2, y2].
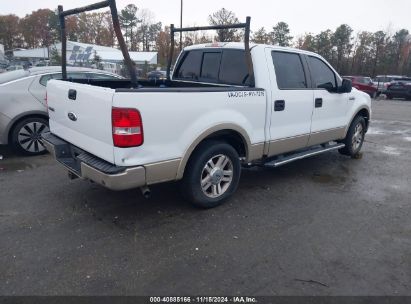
[42, 132, 146, 191]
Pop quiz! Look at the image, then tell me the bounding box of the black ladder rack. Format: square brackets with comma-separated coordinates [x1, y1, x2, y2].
[166, 17, 255, 87]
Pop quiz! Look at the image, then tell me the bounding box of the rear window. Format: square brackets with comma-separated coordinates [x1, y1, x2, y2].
[175, 50, 202, 80]
[0, 69, 30, 84]
[200, 52, 220, 81]
[219, 50, 251, 86]
[174, 49, 251, 86]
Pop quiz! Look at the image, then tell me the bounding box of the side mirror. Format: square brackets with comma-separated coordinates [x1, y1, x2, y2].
[339, 78, 352, 93]
[318, 82, 335, 91]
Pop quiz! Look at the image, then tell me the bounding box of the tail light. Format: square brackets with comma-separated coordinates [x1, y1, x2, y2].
[112, 108, 144, 147]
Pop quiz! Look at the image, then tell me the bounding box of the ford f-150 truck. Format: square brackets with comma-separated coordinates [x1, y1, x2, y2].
[42, 41, 371, 208]
[42, 4, 370, 208]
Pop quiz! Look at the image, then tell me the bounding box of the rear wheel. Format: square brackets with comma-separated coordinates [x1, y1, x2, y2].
[339, 116, 366, 157]
[11, 117, 49, 156]
[180, 141, 241, 208]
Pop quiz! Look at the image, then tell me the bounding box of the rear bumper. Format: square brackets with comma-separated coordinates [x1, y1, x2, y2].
[42, 132, 146, 190]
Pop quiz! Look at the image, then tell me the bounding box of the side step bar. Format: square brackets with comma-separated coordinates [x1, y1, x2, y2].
[264, 143, 345, 168]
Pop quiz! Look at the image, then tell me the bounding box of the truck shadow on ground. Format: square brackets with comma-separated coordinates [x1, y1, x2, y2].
[1, 144, 357, 233]
[65, 152, 355, 232]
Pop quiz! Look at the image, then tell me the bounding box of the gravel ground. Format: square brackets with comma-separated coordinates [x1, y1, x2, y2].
[0, 99, 410, 296]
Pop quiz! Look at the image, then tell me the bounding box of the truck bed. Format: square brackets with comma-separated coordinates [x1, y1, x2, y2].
[46, 79, 267, 168]
[68, 78, 261, 92]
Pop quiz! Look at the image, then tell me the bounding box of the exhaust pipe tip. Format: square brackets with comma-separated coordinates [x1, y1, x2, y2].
[140, 186, 151, 199]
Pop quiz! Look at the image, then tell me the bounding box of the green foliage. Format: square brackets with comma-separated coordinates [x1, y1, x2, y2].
[49, 46, 61, 65]
[1, 4, 411, 76]
[270, 22, 293, 47]
[252, 27, 270, 44]
[208, 8, 241, 42]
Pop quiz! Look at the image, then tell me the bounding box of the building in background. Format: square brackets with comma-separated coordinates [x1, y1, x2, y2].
[12, 41, 157, 75]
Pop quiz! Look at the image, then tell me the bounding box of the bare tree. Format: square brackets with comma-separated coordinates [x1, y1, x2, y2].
[208, 8, 241, 42]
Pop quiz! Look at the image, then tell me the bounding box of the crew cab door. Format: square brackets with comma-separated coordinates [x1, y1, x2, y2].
[305, 55, 348, 145]
[266, 49, 314, 156]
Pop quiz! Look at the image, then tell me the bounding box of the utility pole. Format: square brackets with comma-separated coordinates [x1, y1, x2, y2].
[180, 0, 183, 51]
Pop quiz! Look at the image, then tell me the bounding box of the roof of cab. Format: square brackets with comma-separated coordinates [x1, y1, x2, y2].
[183, 42, 320, 57]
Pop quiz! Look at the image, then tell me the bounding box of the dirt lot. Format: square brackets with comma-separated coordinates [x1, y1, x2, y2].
[0, 99, 410, 296]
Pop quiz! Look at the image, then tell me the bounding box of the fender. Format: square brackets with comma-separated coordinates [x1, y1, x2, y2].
[344, 105, 371, 137]
[176, 123, 255, 180]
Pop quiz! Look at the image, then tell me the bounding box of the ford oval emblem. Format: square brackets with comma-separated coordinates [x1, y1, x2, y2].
[68, 112, 77, 121]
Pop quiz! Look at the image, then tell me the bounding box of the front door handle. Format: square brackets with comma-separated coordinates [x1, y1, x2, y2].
[315, 98, 323, 108]
[274, 100, 285, 111]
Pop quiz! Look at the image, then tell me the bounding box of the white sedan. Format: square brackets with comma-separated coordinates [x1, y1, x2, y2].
[0, 66, 123, 155]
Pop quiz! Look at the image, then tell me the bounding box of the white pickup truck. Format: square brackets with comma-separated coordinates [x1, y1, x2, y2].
[43, 42, 371, 208]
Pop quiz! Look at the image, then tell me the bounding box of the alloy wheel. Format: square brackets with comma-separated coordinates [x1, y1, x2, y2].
[200, 154, 234, 198]
[17, 121, 49, 154]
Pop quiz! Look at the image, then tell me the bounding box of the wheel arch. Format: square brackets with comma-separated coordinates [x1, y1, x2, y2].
[7, 111, 48, 144]
[176, 124, 253, 180]
[344, 106, 370, 137]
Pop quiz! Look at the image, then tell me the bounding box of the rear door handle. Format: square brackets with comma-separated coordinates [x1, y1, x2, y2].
[315, 98, 323, 108]
[274, 100, 285, 111]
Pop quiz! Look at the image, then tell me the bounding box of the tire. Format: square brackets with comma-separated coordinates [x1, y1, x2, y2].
[339, 116, 366, 157]
[11, 117, 49, 156]
[180, 140, 241, 208]
[386, 94, 393, 100]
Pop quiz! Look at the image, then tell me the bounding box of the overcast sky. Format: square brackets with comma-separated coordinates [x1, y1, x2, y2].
[1, 0, 411, 37]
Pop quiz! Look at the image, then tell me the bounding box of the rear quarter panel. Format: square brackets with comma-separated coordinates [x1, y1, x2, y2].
[112, 89, 267, 167]
[0, 76, 47, 144]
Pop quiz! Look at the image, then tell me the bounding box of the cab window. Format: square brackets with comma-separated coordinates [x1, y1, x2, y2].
[271, 51, 307, 89]
[174, 49, 251, 86]
[308, 56, 337, 91]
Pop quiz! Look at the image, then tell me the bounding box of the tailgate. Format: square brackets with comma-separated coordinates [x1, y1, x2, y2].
[47, 80, 115, 163]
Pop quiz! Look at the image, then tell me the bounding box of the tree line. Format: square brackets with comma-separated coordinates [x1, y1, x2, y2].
[0, 6, 410, 76]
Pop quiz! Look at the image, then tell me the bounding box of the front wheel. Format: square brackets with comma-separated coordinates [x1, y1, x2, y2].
[180, 141, 241, 208]
[339, 116, 366, 157]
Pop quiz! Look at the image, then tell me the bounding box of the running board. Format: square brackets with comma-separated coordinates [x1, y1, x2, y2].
[264, 143, 345, 168]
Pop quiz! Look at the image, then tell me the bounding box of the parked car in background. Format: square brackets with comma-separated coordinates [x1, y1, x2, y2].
[386, 78, 411, 100]
[343, 76, 378, 98]
[0, 66, 123, 155]
[6, 65, 25, 71]
[147, 70, 167, 82]
[374, 75, 406, 95]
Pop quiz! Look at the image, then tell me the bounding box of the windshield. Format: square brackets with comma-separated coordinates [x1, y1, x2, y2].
[0, 69, 30, 84]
